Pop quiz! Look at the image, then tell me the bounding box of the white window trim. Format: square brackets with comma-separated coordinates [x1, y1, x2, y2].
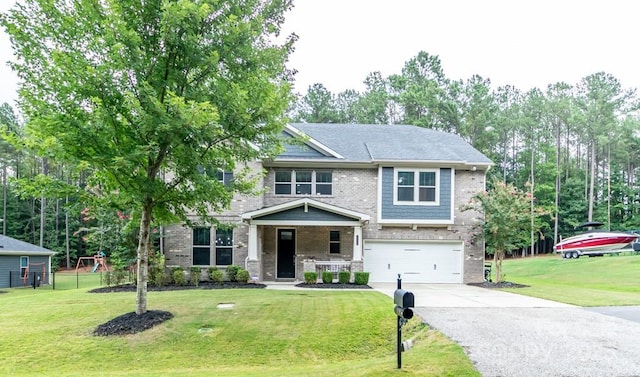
[275, 169, 333, 196]
[393, 168, 440, 206]
[20, 256, 29, 278]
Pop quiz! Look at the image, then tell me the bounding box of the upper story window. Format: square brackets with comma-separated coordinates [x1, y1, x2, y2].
[395, 169, 439, 205]
[197, 165, 232, 186]
[275, 170, 332, 196]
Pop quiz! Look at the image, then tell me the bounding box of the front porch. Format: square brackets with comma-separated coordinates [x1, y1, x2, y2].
[241, 198, 370, 282]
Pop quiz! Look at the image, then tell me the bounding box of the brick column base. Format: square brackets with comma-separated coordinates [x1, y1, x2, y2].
[246, 259, 261, 282]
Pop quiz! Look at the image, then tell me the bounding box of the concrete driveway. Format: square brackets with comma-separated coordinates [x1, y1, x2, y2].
[370, 283, 574, 308]
[370, 283, 640, 377]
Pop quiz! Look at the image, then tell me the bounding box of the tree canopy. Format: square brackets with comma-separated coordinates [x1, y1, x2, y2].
[290, 51, 640, 254]
[2, 0, 296, 314]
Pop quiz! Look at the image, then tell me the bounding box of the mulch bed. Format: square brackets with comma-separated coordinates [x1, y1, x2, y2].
[89, 282, 266, 336]
[295, 283, 372, 289]
[89, 281, 266, 293]
[468, 281, 530, 289]
[93, 310, 174, 337]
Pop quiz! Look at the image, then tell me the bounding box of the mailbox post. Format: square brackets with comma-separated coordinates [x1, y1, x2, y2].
[394, 274, 414, 369]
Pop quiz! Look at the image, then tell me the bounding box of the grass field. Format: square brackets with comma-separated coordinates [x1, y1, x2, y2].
[0, 287, 479, 377]
[498, 253, 640, 306]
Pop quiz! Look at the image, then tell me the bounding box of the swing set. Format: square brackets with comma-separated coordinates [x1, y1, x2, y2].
[75, 251, 109, 273]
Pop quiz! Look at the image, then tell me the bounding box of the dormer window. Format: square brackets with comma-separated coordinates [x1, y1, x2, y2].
[275, 170, 332, 196]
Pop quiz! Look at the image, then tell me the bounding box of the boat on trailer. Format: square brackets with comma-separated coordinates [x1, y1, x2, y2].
[554, 221, 638, 259]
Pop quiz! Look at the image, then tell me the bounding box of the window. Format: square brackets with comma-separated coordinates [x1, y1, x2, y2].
[329, 231, 340, 254]
[215, 228, 233, 265]
[20, 256, 29, 278]
[275, 171, 292, 194]
[193, 228, 211, 265]
[215, 169, 225, 183]
[192, 227, 233, 266]
[395, 169, 438, 204]
[275, 170, 332, 196]
[197, 165, 232, 186]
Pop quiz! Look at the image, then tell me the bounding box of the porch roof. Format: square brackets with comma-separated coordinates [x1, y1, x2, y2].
[241, 198, 370, 226]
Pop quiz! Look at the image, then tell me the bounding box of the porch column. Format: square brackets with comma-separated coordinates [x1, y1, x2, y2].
[248, 223, 258, 260]
[353, 225, 363, 261]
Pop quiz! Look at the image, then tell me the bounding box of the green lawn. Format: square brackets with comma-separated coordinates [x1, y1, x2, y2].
[0, 287, 479, 377]
[498, 253, 640, 306]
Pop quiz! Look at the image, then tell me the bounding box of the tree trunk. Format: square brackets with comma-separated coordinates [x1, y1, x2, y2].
[494, 250, 503, 283]
[65, 194, 70, 269]
[135, 202, 153, 315]
[588, 142, 596, 221]
[40, 158, 47, 247]
[2, 165, 6, 235]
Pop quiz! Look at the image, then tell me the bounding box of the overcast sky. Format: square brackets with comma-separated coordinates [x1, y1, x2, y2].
[1, 0, 640, 107]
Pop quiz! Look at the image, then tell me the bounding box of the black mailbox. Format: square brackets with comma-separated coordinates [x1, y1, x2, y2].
[394, 289, 414, 308]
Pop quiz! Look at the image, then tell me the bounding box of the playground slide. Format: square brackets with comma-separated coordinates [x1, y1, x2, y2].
[92, 263, 99, 273]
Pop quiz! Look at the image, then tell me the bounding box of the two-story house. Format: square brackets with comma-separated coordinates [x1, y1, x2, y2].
[163, 123, 492, 284]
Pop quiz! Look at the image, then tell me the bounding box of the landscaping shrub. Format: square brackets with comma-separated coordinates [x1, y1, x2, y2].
[304, 272, 318, 284]
[149, 254, 167, 286]
[338, 271, 350, 284]
[151, 265, 172, 287]
[171, 267, 186, 286]
[322, 271, 333, 284]
[210, 269, 224, 284]
[189, 267, 201, 287]
[354, 272, 370, 285]
[106, 269, 128, 286]
[226, 265, 241, 282]
[207, 267, 218, 281]
[236, 269, 250, 283]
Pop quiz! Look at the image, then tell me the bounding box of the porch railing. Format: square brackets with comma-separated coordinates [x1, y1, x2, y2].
[314, 261, 351, 276]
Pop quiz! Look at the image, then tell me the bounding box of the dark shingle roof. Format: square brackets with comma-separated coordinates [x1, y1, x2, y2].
[285, 123, 493, 164]
[0, 235, 56, 255]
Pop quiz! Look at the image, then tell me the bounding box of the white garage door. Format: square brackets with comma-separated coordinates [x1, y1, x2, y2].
[363, 241, 463, 283]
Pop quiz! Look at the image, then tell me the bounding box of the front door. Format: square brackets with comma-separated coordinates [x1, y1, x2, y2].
[277, 229, 296, 279]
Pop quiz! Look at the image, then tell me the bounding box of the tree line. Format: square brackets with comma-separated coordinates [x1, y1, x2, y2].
[2, 49, 639, 265]
[290, 51, 640, 255]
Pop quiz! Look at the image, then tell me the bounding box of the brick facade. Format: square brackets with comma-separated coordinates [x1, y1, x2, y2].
[163, 164, 486, 283]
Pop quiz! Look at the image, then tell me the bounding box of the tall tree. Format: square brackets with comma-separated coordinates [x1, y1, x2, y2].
[3, 0, 295, 315]
[574, 73, 635, 224]
[389, 51, 453, 130]
[294, 83, 341, 123]
[0, 103, 20, 235]
[357, 71, 392, 124]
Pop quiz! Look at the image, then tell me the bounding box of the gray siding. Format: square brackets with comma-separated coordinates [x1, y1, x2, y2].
[0, 255, 50, 288]
[0, 256, 17, 288]
[380, 167, 452, 220]
[256, 206, 357, 222]
[280, 132, 327, 158]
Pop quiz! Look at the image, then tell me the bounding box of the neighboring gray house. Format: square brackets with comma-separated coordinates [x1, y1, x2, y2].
[163, 123, 492, 284]
[0, 235, 55, 288]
